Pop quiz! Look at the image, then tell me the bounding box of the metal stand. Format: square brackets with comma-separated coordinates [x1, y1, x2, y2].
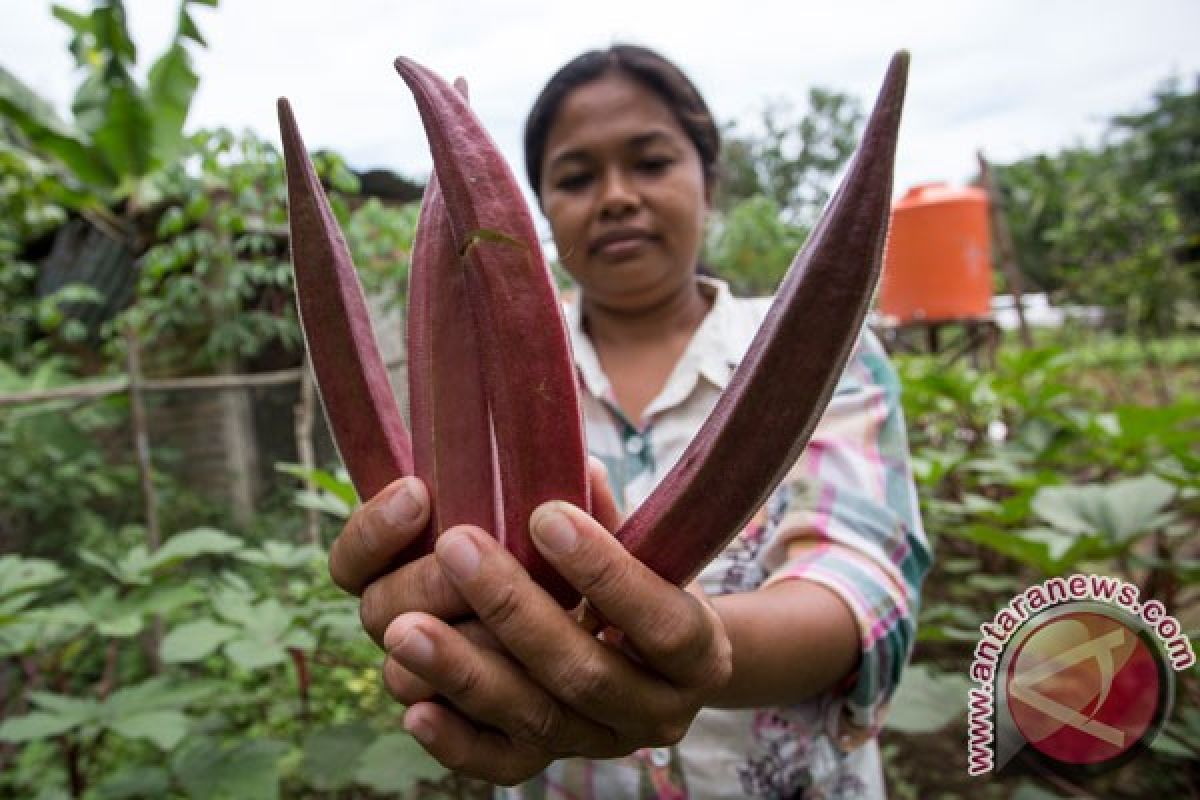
[873, 316, 1001, 368]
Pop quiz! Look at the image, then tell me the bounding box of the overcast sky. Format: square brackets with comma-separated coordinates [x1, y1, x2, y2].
[5, 0, 1200, 206]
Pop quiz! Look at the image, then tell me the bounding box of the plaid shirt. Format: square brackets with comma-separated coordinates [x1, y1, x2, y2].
[500, 278, 931, 800]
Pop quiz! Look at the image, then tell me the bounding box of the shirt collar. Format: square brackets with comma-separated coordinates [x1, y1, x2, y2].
[566, 276, 747, 406]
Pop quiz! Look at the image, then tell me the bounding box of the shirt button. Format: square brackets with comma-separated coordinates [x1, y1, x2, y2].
[625, 435, 645, 455]
[650, 747, 671, 767]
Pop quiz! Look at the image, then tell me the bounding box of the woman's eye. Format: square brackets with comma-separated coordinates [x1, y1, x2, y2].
[555, 172, 593, 191]
[637, 157, 673, 174]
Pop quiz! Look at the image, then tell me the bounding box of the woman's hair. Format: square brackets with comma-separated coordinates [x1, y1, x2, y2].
[523, 44, 720, 201]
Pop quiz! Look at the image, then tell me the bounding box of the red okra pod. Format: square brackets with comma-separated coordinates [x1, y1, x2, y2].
[615, 51, 910, 587]
[395, 57, 590, 607]
[277, 98, 415, 505]
[407, 78, 499, 542]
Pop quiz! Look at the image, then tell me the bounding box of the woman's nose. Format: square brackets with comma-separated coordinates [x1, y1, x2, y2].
[598, 168, 638, 218]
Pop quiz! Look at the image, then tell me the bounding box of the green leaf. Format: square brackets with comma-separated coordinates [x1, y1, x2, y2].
[146, 42, 198, 165]
[94, 766, 171, 799]
[277, 463, 359, 507]
[884, 665, 971, 734]
[224, 638, 287, 671]
[235, 541, 323, 569]
[954, 524, 1081, 575]
[173, 737, 289, 800]
[160, 619, 239, 663]
[300, 722, 375, 791]
[51, 4, 92, 37]
[0, 711, 84, 741]
[150, 528, 244, 569]
[0, 555, 64, 600]
[354, 732, 447, 792]
[89, 74, 155, 182]
[108, 709, 189, 750]
[103, 677, 216, 717]
[1032, 475, 1177, 544]
[0, 65, 114, 189]
[1150, 731, 1198, 759]
[177, 9, 207, 47]
[28, 692, 100, 720]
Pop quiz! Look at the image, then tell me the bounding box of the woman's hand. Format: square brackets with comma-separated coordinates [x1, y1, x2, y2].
[328, 475, 475, 644]
[381, 500, 734, 785]
[328, 458, 620, 646]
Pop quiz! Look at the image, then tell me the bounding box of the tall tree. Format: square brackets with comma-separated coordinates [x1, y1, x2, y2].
[707, 89, 863, 294]
[993, 73, 1199, 335]
[717, 88, 863, 227]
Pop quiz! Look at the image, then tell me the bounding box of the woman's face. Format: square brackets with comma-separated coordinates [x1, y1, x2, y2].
[538, 72, 710, 312]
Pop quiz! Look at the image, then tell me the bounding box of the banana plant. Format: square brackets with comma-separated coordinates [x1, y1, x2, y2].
[0, 0, 217, 221]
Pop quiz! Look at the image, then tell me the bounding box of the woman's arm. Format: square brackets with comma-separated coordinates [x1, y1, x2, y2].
[707, 579, 858, 708]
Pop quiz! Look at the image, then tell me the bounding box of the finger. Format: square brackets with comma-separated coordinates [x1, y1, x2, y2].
[382, 620, 501, 705]
[432, 527, 671, 736]
[586, 456, 622, 533]
[530, 502, 732, 691]
[383, 612, 622, 758]
[359, 549, 472, 646]
[402, 702, 552, 786]
[329, 477, 430, 595]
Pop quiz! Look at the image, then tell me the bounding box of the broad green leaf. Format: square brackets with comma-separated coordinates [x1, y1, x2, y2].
[0, 65, 114, 188]
[236, 541, 323, 569]
[0, 555, 63, 599]
[150, 528, 244, 569]
[108, 709, 190, 750]
[0, 710, 84, 741]
[102, 678, 217, 725]
[28, 692, 100, 720]
[173, 737, 289, 800]
[225, 638, 287, 671]
[354, 732, 447, 792]
[282, 629, 316, 652]
[94, 766, 171, 799]
[160, 619, 238, 663]
[300, 722, 375, 791]
[146, 42, 198, 165]
[313, 606, 361, 639]
[1150, 731, 1197, 759]
[277, 463, 359, 507]
[50, 4, 92, 37]
[1032, 475, 1177, 543]
[292, 489, 353, 519]
[885, 665, 971, 734]
[954, 524, 1072, 575]
[78, 549, 130, 584]
[95, 611, 145, 637]
[90, 76, 155, 182]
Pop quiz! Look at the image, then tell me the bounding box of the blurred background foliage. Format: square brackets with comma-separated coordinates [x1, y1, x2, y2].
[0, 1, 1196, 798]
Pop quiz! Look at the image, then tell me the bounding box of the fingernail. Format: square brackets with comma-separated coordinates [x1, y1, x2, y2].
[532, 506, 577, 556]
[405, 711, 434, 746]
[390, 625, 434, 669]
[438, 531, 480, 581]
[384, 479, 423, 526]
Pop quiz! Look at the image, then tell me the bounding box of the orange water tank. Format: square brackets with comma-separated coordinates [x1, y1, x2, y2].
[879, 182, 993, 323]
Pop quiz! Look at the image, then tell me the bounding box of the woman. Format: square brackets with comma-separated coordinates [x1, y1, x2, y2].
[331, 44, 931, 799]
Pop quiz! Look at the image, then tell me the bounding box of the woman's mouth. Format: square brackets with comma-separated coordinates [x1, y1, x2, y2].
[589, 229, 653, 259]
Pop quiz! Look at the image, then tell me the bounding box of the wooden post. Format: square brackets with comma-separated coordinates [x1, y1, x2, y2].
[977, 152, 1034, 348]
[294, 354, 321, 545]
[125, 327, 161, 552]
[125, 326, 163, 672]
